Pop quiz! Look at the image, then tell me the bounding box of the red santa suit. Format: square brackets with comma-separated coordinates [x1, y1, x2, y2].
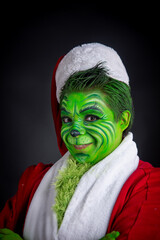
[1, 44, 160, 239]
[0, 153, 160, 239]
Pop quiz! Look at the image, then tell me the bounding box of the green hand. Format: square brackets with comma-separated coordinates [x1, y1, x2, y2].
[99, 231, 120, 240]
[0, 229, 23, 240]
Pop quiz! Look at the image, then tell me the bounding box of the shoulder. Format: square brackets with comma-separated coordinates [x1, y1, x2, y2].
[18, 162, 53, 200]
[0, 162, 53, 232]
[20, 162, 53, 183]
[107, 160, 160, 239]
[123, 160, 160, 201]
[111, 160, 160, 215]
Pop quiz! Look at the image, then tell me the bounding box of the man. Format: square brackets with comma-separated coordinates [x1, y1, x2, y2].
[0, 43, 160, 239]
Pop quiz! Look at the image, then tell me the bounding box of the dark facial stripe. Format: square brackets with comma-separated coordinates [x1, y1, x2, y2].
[61, 128, 70, 141]
[99, 125, 114, 142]
[63, 95, 69, 101]
[82, 94, 103, 102]
[101, 121, 116, 136]
[79, 105, 103, 114]
[61, 100, 68, 108]
[61, 107, 71, 114]
[73, 102, 77, 118]
[80, 101, 97, 108]
[87, 128, 104, 149]
[93, 125, 109, 146]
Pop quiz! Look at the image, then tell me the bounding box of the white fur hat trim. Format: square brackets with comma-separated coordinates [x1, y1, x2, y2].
[55, 43, 129, 102]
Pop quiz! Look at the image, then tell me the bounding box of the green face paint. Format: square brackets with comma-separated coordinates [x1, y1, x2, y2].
[60, 89, 124, 164]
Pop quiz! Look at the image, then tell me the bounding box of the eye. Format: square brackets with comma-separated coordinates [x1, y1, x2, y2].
[62, 117, 72, 123]
[85, 115, 100, 122]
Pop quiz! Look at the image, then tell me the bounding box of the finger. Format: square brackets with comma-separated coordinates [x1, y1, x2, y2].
[0, 228, 13, 234]
[0, 233, 8, 240]
[0, 229, 23, 240]
[110, 231, 120, 238]
[114, 231, 120, 238]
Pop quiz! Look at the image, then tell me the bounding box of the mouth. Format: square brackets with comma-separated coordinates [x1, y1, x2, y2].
[74, 143, 92, 150]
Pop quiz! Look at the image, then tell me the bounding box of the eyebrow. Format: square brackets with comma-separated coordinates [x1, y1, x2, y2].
[60, 107, 71, 114]
[79, 105, 103, 114]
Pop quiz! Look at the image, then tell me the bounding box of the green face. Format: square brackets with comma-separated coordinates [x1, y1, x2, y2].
[60, 89, 128, 165]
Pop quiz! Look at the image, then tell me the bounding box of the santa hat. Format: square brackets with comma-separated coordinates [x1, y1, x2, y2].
[51, 43, 129, 155]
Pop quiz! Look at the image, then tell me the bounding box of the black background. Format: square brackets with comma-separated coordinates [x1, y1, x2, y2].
[1, 3, 160, 210]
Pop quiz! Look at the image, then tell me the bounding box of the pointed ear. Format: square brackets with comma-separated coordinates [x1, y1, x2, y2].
[120, 110, 131, 132]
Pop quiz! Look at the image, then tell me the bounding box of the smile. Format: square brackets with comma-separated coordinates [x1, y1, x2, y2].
[74, 143, 92, 150]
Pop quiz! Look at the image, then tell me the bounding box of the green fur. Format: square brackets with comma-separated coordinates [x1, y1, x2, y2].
[52, 156, 92, 229]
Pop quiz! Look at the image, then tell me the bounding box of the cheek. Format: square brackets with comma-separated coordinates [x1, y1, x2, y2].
[100, 122, 116, 141]
[61, 126, 70, 143]
[86, 122, 116, 147]
[87, 127, 103, 146]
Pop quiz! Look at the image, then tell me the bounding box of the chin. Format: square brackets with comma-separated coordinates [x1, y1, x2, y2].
[74, 153, 90, 164]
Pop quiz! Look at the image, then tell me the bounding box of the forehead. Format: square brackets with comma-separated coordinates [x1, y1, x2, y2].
[61, 89, 107, 107]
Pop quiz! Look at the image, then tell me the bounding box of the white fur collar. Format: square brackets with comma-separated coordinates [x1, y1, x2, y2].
[23, 132, 139, 240]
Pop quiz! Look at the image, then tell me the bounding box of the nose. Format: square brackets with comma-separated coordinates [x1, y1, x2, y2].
[70, 129, 80, 137]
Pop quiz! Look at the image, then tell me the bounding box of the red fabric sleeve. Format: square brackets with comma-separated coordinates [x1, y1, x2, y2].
[107, 161, 160, 240]
[0, 163, 52, 236]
